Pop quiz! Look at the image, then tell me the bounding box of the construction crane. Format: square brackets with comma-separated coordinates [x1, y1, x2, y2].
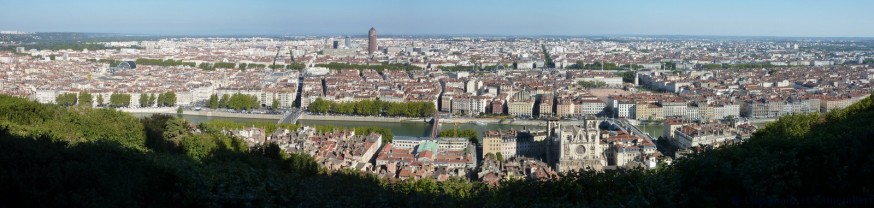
[454, 120, 459, 138]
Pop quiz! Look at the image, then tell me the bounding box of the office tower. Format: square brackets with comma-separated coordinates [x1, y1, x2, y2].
[368, 27, 377, 54]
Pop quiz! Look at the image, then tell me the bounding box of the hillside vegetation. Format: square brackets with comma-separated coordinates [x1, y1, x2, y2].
[0, 93, 872, 207]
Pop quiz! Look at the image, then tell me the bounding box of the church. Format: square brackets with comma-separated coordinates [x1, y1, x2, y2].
[550, 118, 606, 172]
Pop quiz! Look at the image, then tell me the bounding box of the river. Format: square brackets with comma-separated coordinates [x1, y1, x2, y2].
[133, 113, 762, 141]
[132, 113, 543, 138]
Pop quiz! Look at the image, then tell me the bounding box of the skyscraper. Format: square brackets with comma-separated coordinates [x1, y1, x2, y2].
[368, 27, 377, 54]
[344, 36, 352, 48]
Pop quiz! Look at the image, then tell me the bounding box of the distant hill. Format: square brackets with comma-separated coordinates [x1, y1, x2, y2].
[0, 93, 872, 207]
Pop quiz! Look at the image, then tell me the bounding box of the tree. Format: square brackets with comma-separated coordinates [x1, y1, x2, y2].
[439, 129, 478, 145]
[109, 93, 131, 108]
[77, 92, 93, 107]
[577, 80, 608, 89]
[309, 98, 330, 114]
[55, 93, 77, 107]
[198, 62, 214, 70]
[541, 45, 554, 68]
[484, 153, 496, 160]
[148, 94, 157, 107]
[5, 92, 874, 207]
[139, 94, 149, 108]
[96, 94, 104, 107]
[207, 94, 219, 109]
[271, 99, 280, 111]
[159, 92, 176, 107]
[496, 152, 504, 161]
[620, 71, 637, 83]
[219, 94, 230, 108]
[157, 93, 165, 107]
[162, 117, 190, 145]
[224, 93, 260, 111]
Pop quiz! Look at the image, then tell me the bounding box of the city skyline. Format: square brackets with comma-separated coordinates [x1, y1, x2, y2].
[2, 0, 873, 37]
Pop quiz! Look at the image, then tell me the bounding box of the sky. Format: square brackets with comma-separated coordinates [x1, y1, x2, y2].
[1, 0, 873, 37]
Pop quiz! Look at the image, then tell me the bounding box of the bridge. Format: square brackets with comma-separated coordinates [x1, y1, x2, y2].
[277, 108, 304, 124]
[603, 117, 656, 141]
[429, 112, 440, 138]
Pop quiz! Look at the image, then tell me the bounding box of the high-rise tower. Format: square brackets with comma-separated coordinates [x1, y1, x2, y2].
[368, 27, 377, 54]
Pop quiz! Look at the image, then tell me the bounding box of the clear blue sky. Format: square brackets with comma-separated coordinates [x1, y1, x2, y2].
[1, 0, 872, 37]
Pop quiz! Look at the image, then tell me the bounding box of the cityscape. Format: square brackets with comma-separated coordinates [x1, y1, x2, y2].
[1, 0, 874, 207]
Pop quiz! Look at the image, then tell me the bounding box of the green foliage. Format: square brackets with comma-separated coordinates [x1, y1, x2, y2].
[247, 63, 266, 69]
[199, 119, 299, 135]
[219, 94, 230, 108]
[223, 93, 260, 111]
[541, 45, 554, 68]
[207, 94, 219, 109]
[148, 93, 157, 107]
[77, 92, 92, 107]
[157, 92, 176, 107]
[484, 152, 495, 160]
[310, 125, 394, 145]
[134, 58, 196, 67]
[3, 92, 874, 207]
[620, 70, 637, 83]
[577, 80, 608, 89]
[96, 94, 104, 107]
[438, 129, 478, 144]
[286, 63, 305, 70]
[620, 64, 644, 70]
[109, 93, 131, 108]
[198, 62, 214, 71]
[567, 60, 620, 70]
[205, 93, 259, 110]
[55, 93, 77, 106]
[212, 62, 235, 69]
[309, 98, 435, 117]
[139, 93, 149, 107]
[271, 99, 280, 110]
[0, 95, 146, 150]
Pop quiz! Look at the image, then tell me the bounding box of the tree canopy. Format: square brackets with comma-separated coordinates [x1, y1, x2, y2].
[439, 129, 479, 145]
[309, 98, 435, 118]
[109, 93, 131, 108]
[1, 92, 874, 207]
[577, 80, 608, 89]
[55, 93, 77, 106]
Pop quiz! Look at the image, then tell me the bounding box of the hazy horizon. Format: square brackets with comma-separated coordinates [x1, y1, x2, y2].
[2, 0, 874, 38]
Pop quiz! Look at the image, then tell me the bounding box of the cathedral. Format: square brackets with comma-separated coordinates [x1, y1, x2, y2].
[550, 118, 606, 172]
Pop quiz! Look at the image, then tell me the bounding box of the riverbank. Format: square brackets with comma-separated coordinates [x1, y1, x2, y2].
[300, 114, 425, 123]
[121, 108, 585, 127]
[120, 108, 284, 120]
